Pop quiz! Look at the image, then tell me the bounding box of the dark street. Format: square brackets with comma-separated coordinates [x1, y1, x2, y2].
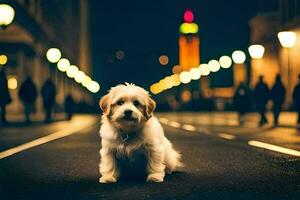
[1, 0, 300, 199]
[0, 113, 299, 200]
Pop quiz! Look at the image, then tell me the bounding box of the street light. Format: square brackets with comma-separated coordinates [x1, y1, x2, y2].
[189, 67, 201, 80]
[66, 65, 78, 78]
[0, 54, 8, 65]
[277, 31, 297, 107]
[46, 48, 62, 63]
[74, 71, 85, 83]
[199, 63, 210, 76]
[208, 60, 220, 72]
[179, 71, 191, 84]
[277, 31, 297, 48]
[87, 81, 100, 93]
[232, 50, 246, 64]
[0, 4, 15, 29]
[219, 55, 232, 69]
[248, 44, 265, 59]
[57, 58, 70, 72]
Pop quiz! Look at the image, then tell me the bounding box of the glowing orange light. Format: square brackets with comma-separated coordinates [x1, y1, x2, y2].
[159, 55, 169, 65]
[172, 65, 182, 74]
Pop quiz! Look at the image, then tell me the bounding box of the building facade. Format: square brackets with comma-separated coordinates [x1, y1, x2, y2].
[0, 0, 92, 114]
[249, 0, 300, 108]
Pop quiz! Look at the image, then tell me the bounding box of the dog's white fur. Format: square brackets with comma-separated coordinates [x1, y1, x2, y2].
[98, 83, 181, 183]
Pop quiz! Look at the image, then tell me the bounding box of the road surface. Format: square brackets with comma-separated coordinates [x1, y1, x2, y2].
[0, 113, 300, 200]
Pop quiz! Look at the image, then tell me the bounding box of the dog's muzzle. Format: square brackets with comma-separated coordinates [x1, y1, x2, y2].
[122, 109, 137, 121]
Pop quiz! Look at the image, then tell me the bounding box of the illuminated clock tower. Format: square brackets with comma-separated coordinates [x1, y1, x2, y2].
[179, 9, 200, 72]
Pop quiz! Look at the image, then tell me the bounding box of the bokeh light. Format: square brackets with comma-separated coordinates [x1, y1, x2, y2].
[248, 44, 265, 59]
[159, 55, 169, 65]
[7, 76, 17, 90]
[189, 67, 201, 80]
[172, 65, 182, 74]
[219, 56, 232, 68]
[82, 75, 92, 87]
[0, 4, 15, 26]
[179, 22, 198, 34]
[208, 60, 220, 72]
[66, 65, 79, 78]
[277, 31, 297, 48]
[199, 64, 210, 76]
[87, 81, 100, 93]
[179, 71, 191, 84]
[0, 54, 8, 65]
[74, 71, 85, 83]
[183, 9, 194, 22]
[46, 48, 61, 63]
[57, 58, 70, 72]
[171, 74, 181, 86]
[232, 50, 246, 64]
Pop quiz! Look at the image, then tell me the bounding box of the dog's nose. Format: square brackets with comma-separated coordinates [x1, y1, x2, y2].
[124, 110, 133, 116]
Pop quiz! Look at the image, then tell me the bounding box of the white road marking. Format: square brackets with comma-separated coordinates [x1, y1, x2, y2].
[0, 123, 95, 160]
[182, 124, 196, 132]
[248, 140, 300, 157]
[169, 121, 181, 128]
[218, 133, 236, 140]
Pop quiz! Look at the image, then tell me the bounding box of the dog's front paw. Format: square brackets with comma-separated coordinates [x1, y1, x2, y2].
[99, 175, 117, 183]
[146, 173, 164, 182]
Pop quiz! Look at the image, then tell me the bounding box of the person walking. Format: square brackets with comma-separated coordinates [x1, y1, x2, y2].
[41, 78, 56, 123]
[233, 83, 251, 125]
[0, 69, 11, 124]
[292, 74, 300, 124]
[253, 75, 270, 126]
[271, 74, 286, 126]
[64, 94, 75, 120]
[18, 76, 37, 123]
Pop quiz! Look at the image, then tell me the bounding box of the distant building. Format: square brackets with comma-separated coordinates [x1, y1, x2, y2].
[0, 0, 93, 114]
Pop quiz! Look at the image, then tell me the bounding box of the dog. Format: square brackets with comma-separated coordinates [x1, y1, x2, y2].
[98, 83, 181, 183]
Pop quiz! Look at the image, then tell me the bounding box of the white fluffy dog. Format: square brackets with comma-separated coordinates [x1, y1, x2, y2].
[98, 83, 181, 183]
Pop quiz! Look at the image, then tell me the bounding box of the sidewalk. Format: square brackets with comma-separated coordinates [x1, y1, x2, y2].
[157, 111, 300, 129]
[0, 112, 68, 127]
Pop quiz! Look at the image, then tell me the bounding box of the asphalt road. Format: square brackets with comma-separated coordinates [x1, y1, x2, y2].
[0, 113, 300, 200]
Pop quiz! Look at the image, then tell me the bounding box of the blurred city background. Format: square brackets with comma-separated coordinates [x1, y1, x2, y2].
[0, 0, 300, 199]
[0, 0, 300, 124]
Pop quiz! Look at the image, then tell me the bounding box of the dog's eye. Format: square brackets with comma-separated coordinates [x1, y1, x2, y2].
[133, 100, 140, 106]
[117, 100, 124, 106]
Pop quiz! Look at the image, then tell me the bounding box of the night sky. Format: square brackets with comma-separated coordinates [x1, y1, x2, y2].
[90, 0, 278, 95]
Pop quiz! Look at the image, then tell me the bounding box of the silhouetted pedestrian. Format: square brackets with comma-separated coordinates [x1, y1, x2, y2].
[233, 83, 251, 125]
[271, 74, 286, 126]
[41, 78, 56, 123]
[64, 94, 75, 120]
[292, 74, 300, 124]
[19, 77, 37, 123]
[0, 69, 11, 124]
[253, 76, 270, 126]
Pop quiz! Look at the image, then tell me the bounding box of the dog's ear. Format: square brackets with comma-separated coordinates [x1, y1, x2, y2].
[99, 94, 111, 116]
[144, 96, 156, 120]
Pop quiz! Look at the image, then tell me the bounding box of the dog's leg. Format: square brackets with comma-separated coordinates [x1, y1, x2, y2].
[146, 145, 165, 182]
[99, 148, 119, 183]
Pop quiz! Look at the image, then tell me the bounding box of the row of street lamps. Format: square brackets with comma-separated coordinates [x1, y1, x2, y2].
[151, 30, 297, 95]
[0, 3, 100, 94]
[46, 48, 100, 93]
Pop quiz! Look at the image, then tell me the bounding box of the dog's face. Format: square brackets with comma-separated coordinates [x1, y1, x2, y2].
[100, 83, 156, 131]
